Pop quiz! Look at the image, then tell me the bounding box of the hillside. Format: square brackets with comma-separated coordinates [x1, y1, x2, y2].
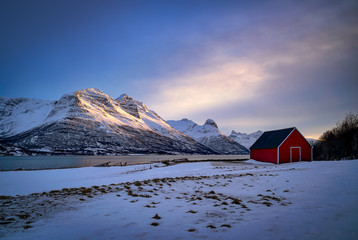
[0, 89, 213, 155]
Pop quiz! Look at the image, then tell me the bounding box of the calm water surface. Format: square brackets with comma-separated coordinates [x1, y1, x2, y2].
[0, 155, 249, 171]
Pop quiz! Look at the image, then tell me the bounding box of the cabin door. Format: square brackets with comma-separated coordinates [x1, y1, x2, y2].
[290, 147, 301, 162]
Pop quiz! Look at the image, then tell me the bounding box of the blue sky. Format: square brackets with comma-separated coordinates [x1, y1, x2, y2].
[1, 0, 357, 138]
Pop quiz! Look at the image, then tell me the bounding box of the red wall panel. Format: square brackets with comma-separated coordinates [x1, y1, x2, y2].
[279, 129, 312, 163]
[250, 148, 277, 163]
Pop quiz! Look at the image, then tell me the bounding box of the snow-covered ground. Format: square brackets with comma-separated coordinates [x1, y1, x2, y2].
[1, 160, 358, 239]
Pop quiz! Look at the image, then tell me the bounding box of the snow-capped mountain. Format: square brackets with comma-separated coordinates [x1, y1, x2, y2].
[229, 130, 263, 149]
[116, 94, 189, 141]
[0, 97, 54, 137]
[167, 119, 249, 155]
[0, 89, 214, 155]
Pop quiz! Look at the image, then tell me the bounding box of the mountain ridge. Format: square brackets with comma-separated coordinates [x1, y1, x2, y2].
[167, 118, 249, 155]
[1, 88, 257, 156]
[0, 89, 214, 155]
[229, 130, 263, 149]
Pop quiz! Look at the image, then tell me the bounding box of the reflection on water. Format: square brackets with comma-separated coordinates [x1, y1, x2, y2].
[0, 155, 249, 171]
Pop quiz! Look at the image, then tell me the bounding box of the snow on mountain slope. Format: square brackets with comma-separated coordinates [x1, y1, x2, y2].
[166, 118, 221, 139]
[54, 89, 152, 131]
[229, 130, 263, 149]
[0, 89, 213, 155]
[0, 97, 54, 138]
[0, 89, 188, 139]
[0, 89, 150, 138]
[116, 94, 189, 141]
[167, 119, 249, 154]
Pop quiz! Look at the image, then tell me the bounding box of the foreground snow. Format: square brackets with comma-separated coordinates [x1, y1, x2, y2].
[1, 160, 358, 239]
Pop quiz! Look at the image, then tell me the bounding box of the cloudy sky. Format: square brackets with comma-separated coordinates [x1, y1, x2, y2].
[1, 0, 357, 138]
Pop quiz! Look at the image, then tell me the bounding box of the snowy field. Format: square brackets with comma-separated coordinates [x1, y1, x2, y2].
[1, 160, 358, 240]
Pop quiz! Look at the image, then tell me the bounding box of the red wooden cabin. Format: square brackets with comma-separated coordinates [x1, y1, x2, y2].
[250, 127, 313, 164]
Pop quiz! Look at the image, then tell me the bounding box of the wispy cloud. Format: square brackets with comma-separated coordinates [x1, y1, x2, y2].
[2, 0, 356, 138]
[149, 59, 267, 118]
[148, 25, 352, 119]
[143, 1, 358, 138]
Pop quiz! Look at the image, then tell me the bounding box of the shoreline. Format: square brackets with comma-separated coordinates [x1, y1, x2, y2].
[0, 155, 250, 171]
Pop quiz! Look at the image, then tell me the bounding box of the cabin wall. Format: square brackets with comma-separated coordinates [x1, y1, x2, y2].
[250, 149, 277, 163]
[279, 129, 312, 163]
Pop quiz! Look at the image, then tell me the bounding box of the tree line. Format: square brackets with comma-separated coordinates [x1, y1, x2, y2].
[313, 113, 358, 160]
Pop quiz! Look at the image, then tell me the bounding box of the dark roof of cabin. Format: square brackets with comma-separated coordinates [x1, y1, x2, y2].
[250, 127, 295, 149]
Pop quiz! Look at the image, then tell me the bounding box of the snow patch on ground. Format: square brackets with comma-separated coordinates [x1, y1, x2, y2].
[244, 159, 274, 165]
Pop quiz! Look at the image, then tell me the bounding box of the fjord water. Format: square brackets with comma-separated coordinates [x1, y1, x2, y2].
[0, 155, 249, 171]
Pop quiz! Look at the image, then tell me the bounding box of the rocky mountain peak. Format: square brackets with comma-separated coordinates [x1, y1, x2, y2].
[231, 130, 238, 135]
[75, 88, 103, 95]
[74, 88, 116, 109]
[204, 119, 218, 128]
[167, 118, 249, 155]
[117, 94, 132, 101]
[229, 130, 263, 149]
[74, 88, 109, 102]
[117, 94, 148, 113]
[116, 94, 140, 119]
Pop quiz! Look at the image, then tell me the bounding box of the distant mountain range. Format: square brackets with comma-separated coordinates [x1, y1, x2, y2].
[0, 88, 255, 156]
[228, 130, 263, 149]
[167, 119, 248, 154]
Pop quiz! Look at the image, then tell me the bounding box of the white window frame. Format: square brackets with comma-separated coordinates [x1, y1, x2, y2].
[290, 147, 301, 163]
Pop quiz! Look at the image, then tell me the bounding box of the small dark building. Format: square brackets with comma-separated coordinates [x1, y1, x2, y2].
[250, 127, 313, 164]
